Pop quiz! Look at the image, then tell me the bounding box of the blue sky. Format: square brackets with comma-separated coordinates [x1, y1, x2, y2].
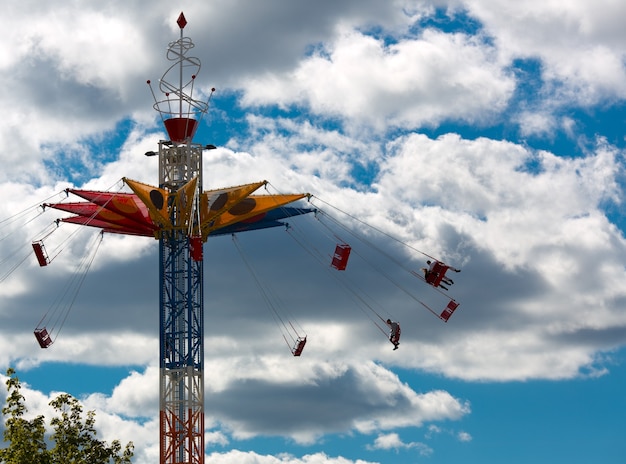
[1, 1, 626, 463]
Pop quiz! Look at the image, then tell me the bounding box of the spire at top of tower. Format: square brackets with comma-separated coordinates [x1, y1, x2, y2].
[147, 12, 214, 144]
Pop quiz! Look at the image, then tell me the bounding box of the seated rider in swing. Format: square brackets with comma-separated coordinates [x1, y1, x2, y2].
[422, 259, 461, 291]
[386, 319, 401, 350]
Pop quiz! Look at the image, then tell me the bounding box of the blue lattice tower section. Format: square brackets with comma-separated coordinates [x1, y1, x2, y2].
[158, 146, 205, 464]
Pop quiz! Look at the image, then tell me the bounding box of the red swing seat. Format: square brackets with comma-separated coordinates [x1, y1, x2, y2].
[331, 244, 351, 271]
[425, 261, 450, 287]
[390, 325, 401, 345]
[32, 241, 50, 267]
[34, 328, 53, 348]
[440, 300, 460, 322]
[189, 235, 203, 261]
[292, 336, 307, 356]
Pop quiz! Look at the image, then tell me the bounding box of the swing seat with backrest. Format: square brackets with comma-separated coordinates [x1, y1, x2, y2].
[34, 327, 53, 348]
[32, 241, 50, 267]
[331, 243, 351, 271]
[292, 336, 307, 356]
[425, 260, 451, 287]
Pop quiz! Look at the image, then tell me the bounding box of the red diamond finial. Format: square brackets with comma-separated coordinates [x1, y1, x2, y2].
[177, 12, 187, 29]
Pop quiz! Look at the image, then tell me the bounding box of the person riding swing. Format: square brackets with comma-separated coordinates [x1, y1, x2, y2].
[386, 319, 401, 350]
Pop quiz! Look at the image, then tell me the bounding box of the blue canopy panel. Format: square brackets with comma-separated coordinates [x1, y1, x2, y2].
[208, 207, 315, 236]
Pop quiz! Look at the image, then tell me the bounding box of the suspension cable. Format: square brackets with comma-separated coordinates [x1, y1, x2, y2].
[309, 194, 438, 261]
[231, 233, 305, 350]
[285, 217, 391, 338]
[36, 231, 104, 341]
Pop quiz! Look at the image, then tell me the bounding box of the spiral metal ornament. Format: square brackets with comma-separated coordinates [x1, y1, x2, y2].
[147, 15, 213, 143]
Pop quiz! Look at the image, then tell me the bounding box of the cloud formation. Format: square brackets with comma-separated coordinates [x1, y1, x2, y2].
[1, 2, 626, 463]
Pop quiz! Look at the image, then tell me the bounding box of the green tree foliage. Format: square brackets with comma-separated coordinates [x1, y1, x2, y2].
[0, 368, 134, 464]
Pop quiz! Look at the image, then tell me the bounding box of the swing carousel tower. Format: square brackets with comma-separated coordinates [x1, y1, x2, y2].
[145, 14, 310, 463]
[40, 12, 312, 464]
[151, 13, 206, 464]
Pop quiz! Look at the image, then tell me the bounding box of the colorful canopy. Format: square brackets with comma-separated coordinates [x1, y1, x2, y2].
[45, 179, 312, 240]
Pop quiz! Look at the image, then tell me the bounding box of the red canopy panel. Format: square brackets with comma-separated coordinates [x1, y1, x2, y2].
[48, 201, 156, 235]
[66, 190, 156, 230]
[61, 216, 155, 236]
